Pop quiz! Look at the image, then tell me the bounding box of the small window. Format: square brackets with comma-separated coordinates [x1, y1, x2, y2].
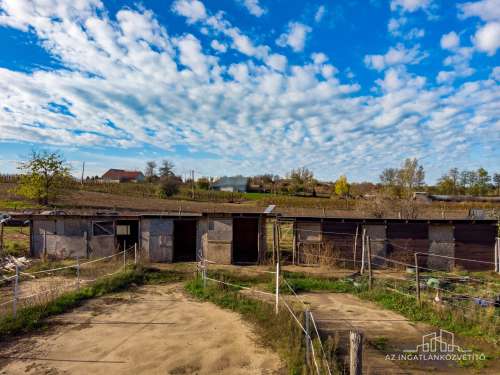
[93, 221, 114, 236]
[116, 225, 131, 235]
[208, 220, 215, 231]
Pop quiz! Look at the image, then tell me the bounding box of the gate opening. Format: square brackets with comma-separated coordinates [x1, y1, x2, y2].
[233, 217, 259, 264]
[173, 220, 197, 262]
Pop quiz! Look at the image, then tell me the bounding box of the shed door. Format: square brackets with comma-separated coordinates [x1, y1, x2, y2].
[233, 218, 259, 263]
[173, 220, 197, 262]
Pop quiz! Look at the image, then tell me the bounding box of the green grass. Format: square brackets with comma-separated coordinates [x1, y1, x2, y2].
[0, 266, 188, 341]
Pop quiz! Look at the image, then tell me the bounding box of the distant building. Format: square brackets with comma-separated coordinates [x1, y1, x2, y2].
[212, 176, 249, 192]
[102, 169, 144, 183]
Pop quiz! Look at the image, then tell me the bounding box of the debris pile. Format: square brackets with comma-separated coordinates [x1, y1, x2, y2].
[0, 255, 31, 274]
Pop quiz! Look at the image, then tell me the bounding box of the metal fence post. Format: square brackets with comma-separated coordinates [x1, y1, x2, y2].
[76, 256, 80, 290]
[275, 262, 280, 315]
[13, 265, 19, 318]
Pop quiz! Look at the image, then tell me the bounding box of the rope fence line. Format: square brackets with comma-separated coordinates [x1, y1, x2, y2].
[1, 245, 138, 319]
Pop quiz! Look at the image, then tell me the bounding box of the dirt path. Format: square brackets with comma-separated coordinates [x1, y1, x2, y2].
[0, 283, 283, 375]
[300, 292, 496, 374]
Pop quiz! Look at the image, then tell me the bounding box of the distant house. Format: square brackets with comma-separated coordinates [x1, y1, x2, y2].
[102, 169, 144, 183]
[212, 176, 249, 192]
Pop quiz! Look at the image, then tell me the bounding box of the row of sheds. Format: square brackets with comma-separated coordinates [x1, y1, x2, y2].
[16, 212, 500, 271]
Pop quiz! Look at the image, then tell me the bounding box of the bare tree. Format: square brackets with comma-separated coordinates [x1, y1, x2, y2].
[145, 161, 157, 182]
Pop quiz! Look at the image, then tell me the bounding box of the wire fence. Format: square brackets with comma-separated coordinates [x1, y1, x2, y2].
[197, 258, 333, 374]
[0, 245, 138, 319]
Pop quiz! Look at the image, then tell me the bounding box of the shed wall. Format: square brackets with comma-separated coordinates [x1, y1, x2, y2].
[428, 225, 454, 270]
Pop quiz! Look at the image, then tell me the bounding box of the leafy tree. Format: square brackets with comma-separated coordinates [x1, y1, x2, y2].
[159, 160, 175, 178]
[158, 175, 181, 197]
[144, 161, 157, 182]
[472, 167, 490, 195]
[288, 167, 314, 194]
[494, 173, 500, 195]
[197, 177, 211, 190]
[379, 158, 425, 198]
[17, 150, 70, 205]
[334, 175, 350, 198]
[436, 175, 455, 194]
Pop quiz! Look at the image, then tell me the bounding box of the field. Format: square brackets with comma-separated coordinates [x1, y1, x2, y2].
[2, 181, 499, 219]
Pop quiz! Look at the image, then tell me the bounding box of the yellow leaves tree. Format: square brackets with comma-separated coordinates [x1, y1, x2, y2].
[334, 175, 350, 199]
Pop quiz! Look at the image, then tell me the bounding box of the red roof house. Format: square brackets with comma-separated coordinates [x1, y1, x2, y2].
[102, 169, 145, 183]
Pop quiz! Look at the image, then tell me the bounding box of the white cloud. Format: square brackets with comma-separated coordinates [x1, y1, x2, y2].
[239, 0, 266, 17]
[390, 0, 431, 12]
[459, 0, 500, 22]
[364, 44, 427, 70]
[171, 0, 207, 24]
[440, 31, 460, 50]
[315, 5, 326, 23]
[458, 0, 500, 55]
[265, 54, 287, 72]
[210, 39, 227, 53]
[276, 22, 312, 52]
[473, 22, 500, 55]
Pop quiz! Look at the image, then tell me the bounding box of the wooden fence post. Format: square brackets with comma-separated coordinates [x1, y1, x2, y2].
[134, 243, 138, 265]
[360, 228, 366, 274]
[76, 256, 80, 290]
[415, 253, 421, 306]
[353, 225, 359, 269]
[349, 331, 363, 375]
[367, 236, 373, 290]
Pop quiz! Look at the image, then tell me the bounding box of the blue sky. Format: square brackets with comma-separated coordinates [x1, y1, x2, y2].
[0, 0, 498, 183]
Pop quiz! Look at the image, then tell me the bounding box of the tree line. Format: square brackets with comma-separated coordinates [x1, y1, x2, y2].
[4, 151, 500, 206]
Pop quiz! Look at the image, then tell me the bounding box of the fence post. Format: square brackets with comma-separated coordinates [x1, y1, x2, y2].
[123, 246, 126, 268]
[292, 222, 296, 265]
[360, 228, 366, 274]
[495, 238, 500, 274]
[353, 225, 359, 269]
[415, 253, 421, 306]
[13, 265, 19, 318]
[305, 307, 311, 366]
[349, 331, 363, 375]
[134, 243, 138, 265]
[367, 236, 373, 290]
[76, 256, 80, 290]
[273, 223, 276, 263]
[203, 258, 207, 289]
[275, 261, 280, 315]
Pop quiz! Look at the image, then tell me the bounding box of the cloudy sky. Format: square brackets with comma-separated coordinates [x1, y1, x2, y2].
[0, 0, 498, 182]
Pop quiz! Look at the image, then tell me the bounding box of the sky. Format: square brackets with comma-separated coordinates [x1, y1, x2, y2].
[0, 0, 499, 183]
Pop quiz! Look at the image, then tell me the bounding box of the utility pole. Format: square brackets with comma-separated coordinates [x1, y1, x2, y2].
[191, 170, 195, 199]
[81, 161, 85, 185]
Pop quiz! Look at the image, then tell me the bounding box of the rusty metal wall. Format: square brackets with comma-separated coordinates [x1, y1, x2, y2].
[322, 221, 361, 264]
[454, 224, 496, 271]
[387, 223, 428, 267]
